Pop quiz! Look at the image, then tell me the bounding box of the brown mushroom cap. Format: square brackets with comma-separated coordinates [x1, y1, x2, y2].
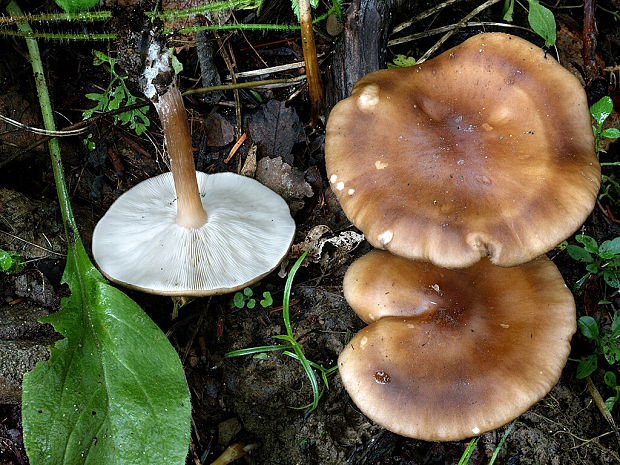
[339, 249, 576, 441]
[326, 33, 600, 268]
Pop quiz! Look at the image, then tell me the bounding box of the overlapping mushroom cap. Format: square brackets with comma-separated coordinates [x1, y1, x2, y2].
[339, 249, 576, 441]
[92, 171, 295, 296]
[326, 32, 600, 268]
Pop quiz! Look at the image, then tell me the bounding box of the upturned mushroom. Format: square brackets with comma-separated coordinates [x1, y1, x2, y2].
[325, 32, 600, 268]
[339, 249, 576, 441]
[92, 44, 295, 296]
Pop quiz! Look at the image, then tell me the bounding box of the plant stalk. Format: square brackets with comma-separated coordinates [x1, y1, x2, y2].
[6, 0, 80, 242]
[298, 0, 324, 126]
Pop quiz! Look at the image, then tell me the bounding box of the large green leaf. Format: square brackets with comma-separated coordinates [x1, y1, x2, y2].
[526, 0, 556, 48]
[22, 239, 191, 465]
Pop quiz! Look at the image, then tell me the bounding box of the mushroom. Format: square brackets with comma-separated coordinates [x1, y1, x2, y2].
[325, 32, 600, 268]
[92, 69, 295, 296]
[338, 249, 576, 441]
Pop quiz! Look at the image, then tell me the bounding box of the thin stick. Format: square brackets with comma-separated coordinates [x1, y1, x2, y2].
[298, 0, 324, 127]
[417, 0, 503, 63]
[392, 0, 463, 34]
[389, 21, 530, 47]
[183, 75, 306, 96]
[228, 60, 306, 79]
[6, 0, 79, 239]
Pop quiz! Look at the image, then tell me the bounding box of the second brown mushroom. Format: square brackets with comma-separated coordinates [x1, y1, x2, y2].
[339, 250, 576, 441]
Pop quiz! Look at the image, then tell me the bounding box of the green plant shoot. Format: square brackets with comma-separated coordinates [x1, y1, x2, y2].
[83, 50, 150, 136]
[576, 311, 619, 412]
[502, 0, 556, 47]
[0, 249, 25, 274]
[226, 252, 338, 411]
[590, 96, 620, 156]
[567, 235, 620, 291]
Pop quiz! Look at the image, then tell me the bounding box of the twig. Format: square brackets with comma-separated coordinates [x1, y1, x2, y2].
[417, 0, 503, 63]
[389, 21, 530, 47]
[392, 0, 463, 34]
[0, 113, 89, 137]
[215, 33, 242, 143]
[586, 376, 620, 445]
[0, 229, 66, 257]
[228, 60, 306, 79]
[182, 75, 306, 96]
[298, 0, 324, 127]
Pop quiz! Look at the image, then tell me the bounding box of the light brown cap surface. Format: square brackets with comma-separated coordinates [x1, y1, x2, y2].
[326, 33, 600, 268]
[339, 249, 576, 441]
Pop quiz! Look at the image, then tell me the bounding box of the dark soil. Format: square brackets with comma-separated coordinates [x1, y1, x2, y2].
[1, 0, 619, 464]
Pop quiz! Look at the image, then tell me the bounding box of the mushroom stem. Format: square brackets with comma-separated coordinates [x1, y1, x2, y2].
[153, 83, 208, 229]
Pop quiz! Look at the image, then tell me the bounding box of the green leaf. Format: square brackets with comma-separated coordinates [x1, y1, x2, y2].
[526, 0, 556, 48]
[576, 354, 598, 379]
[599, 237, 620, 255]
[243, 287, 253, 297]
[612, 311, 620, 334]
[590, 96, 613, 126]
[233, 292, 245, 308]
[602, 128, 620, 138]
[603, 269, 619, 289]
[605, 396, 617, 412]
[260, 292, 273, 307]
[247, 299, 256, 309]
[575, 234, 599, 253]
[168, 48, 184, 75]
[85, 92, 104, 102]
[603, 341, 620, 365]
[578, 316, 599, 340]
[388, 54, 417, 68]
[55, 0, 100, 13]
[0, 249, 25, 274]
[566, 244, 594, 263]
[585, 263, 599, 274]
[502, 0, 514, 21]
[604, 371, 617, 388]
[22, 239, 191, 465]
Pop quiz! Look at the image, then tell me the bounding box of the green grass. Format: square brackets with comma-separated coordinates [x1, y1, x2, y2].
[226, 251, 338, 411]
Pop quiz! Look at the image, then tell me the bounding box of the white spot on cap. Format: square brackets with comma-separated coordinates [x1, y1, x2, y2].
[348, 188, 355, 195]
[500, 323, 510, 329]
[472, 427, 480, 435]
[407, 323, 415, 328]
[358, 85, 380, 111]
[330, 174, 337, 183]
[360, 336, 368, 347]
[336, 182, 345, 190]
[378, 230, 393, 246]
[375, 160, 388, 170]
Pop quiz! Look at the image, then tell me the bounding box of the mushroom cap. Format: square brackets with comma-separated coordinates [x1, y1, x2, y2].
[325, 32, 600, 268]
[92, 172, 295, 296]
[339, 249, 576, 441]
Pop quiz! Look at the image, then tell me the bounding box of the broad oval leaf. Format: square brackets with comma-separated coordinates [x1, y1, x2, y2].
[602, 128, 620, 139]
[566, 244, 593, 263]
[578, 315, 599, 340]
[589, 96, 613, 126]
[576, 354, 597, 379]
[22, 240, 191, 465]
[575, 234, 599, 253]
[526, 0, 556, 48]
[599, 237, 620, 255]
